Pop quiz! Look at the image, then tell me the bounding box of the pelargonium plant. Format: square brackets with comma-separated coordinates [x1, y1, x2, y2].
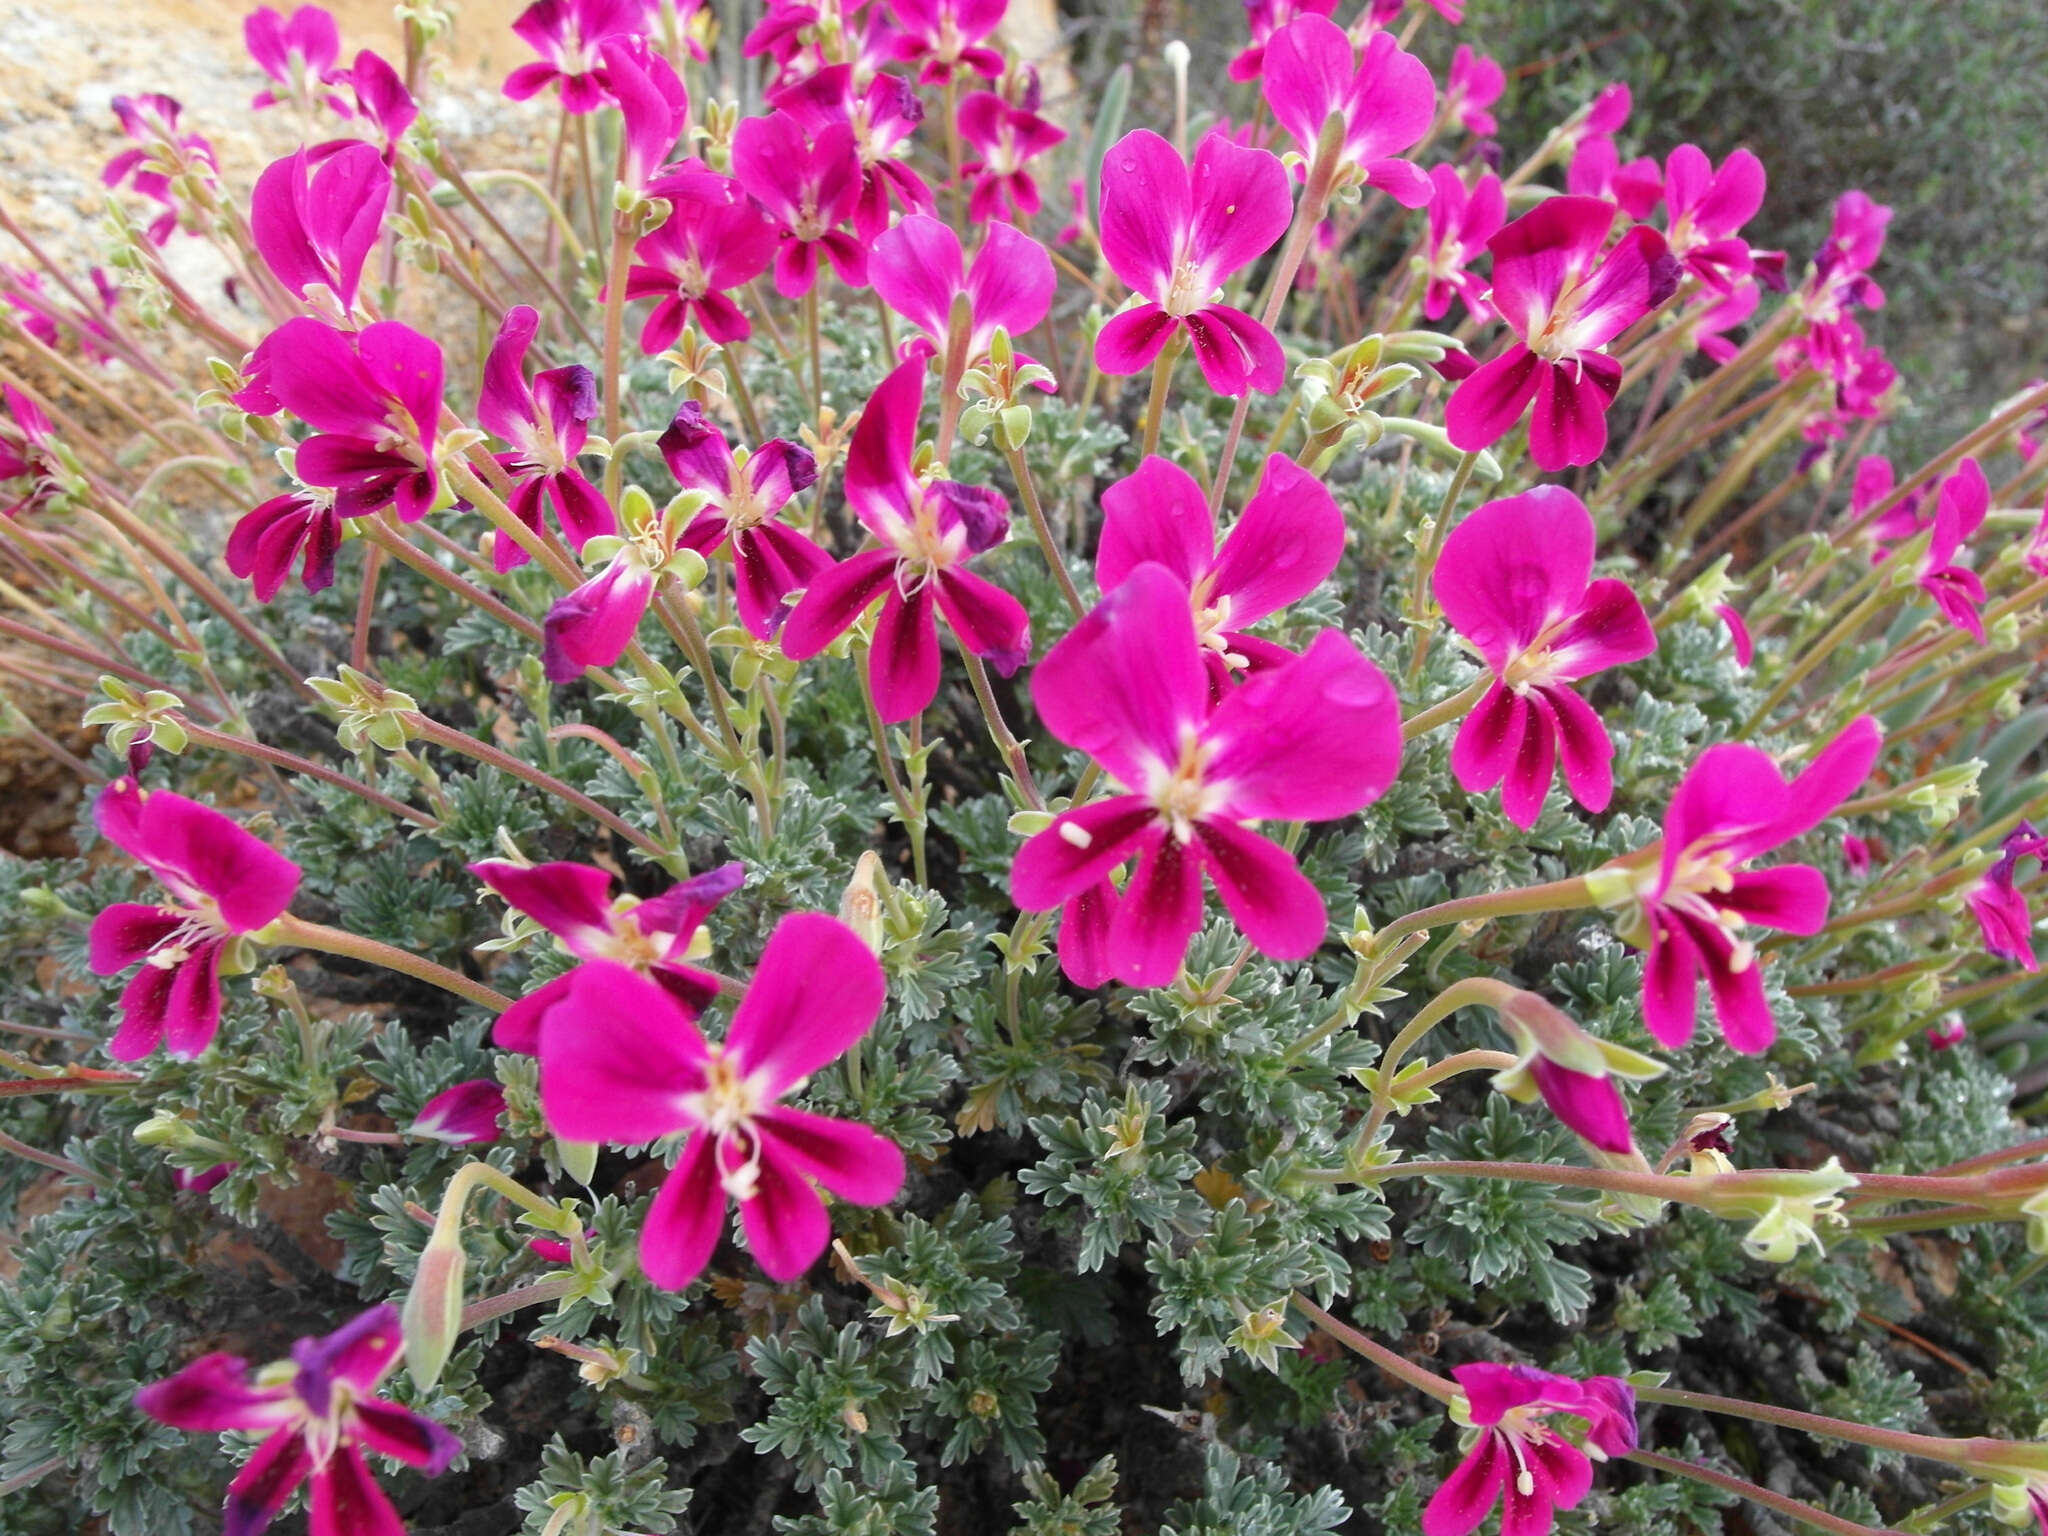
[3, 3, 2048, 1534]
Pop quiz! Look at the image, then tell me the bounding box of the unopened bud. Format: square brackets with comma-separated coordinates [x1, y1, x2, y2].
[838, 851, 887, 957]
[402, 1227, 466, 1392]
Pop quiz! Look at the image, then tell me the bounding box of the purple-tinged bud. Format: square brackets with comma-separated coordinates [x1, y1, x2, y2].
[402, 1224, 466, 1393]
[409, 1079, 507, 1145]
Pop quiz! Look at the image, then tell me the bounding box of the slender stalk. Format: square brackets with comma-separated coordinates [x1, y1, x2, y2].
[360, 518, 544, 642]
[1141, 343, 1176, 460]
[856, 648, 926, 888]
[1401, 676, 1488, 741]
[1288, 1294, 1457, 1403]
[1404, 450, 1481, 681]
[0, 1127, 97, 1183]
[460, 1273, 579, 1331]
[1633, 1384, 1992, 1470]
[961, 652, 1045, 811]
[1623, 1450, 1905, 1536]
[1374, 875, 1597, 949]
[1001, 443, 1085, 620]
[270, 914, 510, 1013]
[182, 722, 436, 829]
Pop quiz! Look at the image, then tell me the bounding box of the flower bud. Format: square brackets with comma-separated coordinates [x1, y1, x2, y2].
[402, 1225, 466, 1393]
[838, 851, 887, 957]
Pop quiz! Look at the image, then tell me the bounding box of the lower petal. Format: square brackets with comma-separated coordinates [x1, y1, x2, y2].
[738, 1133, 832, 1282]
[1094, 304, 1178, 377]
[1450, 683, 1524, 796]
[1109, 833, 1205, 988]
[1058, 881, 1119, 988]
[1541, 683, 1617, 813]
[757, 1106, 905, 1206]
[1641, 914, 1701, 1049]
[1010, 798, 1160, 912]
[1421, 1433, 1509, 1536]
[1445, 346, 1542, 452]
[868, 585, 941, 723]
[934, 567, 1031, 675]
[1193, 819, 1327, 961]
[639, 1133, 727, 1290]
[1529, 359, 1617, 472]
[1183, 305, 1286, 397]
[224, 1428, 314, 1536]
[307, 1442, 407, 1536]
[1499, 694, 1558, 829]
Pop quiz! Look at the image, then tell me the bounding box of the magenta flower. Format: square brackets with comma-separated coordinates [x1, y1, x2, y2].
[1228, 0, 1337, 82]
[1690, 277, 1759, 365]
[1926, 1015, 1968, 1051]
[538, 912, 905, 1288]
[1262, 17, 1436, 207]
[2029, 497, 2048, 579]
[2, 384, 61, 520]
[886, 0, 1005, 83]
[1445, 45, 1504, 137]
[1966, 825, 2045, 971]
[471, 858, 742, 1050]
[870, 215, 1055, 370]
[781, 359, 1029, 721]
[1422, 1364, 1635, 1536]
[1421, 165, 1504, 323]
[771, 65, 933, 239]
[1490, 989, 1665, 1155]
[1094, 129, 1293, 398]
[1564, 138, 1664, 221]
[503, 0, 648, 112]
[1661, 143, 1766, 290]
[1917, 458, 1990, 641]
[244, 5, 347, 113]
[1841, 833, 1873, 877]
[1563, 80, 1631, 153]
[959, 90, 1067, 224]
[256, 317, 443, 521]
[408, 1079, 508, 1144]
[543, 554, 657, 680]
[1445, 196, 1681, 471]
[733, 112, 867, 298]
[250, 144, 391, 316]
[600, 33, 688, 191]
[627, 166, 778, 350]
[1095, 454, 1345, 690]
[1010, 563, 1402, 986]
[1804, 188, 1891, 325]
[1433, 487, 1656, 828]
[102, 94, 217, 246]
[174, 1162, 236, 1194]
[659, 402, 825, 640]
[88, 778, 301, 1061]
[1620, 716, 1882, 1053]
[227, 485, 347, 601]
[477, 305, 613, 572]
[345, 48, 420, 148]
[1715, 602, 1753, 666]
[136, 1305, 460, 1536]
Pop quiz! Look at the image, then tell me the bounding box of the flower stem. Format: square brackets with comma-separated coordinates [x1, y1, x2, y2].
[0, 1127, 96, 1184]
[181, 722, 436, 829]
[460, 1273, 579, 1332]
[1374, 876, 1597, 949]
[1288, 1293, 1457, 1403]
[1401, 676, 1489, 741]
[1623, 1449, 1906, 1536]
[961, 651, 1044, 811]
[269, 914, 510, 1014]
[1141, 342, 1176, 460]
[1405, 450, 1482, 681]
[1633, 1383, 1993, 1470]
[1001, 443, 1086, 620]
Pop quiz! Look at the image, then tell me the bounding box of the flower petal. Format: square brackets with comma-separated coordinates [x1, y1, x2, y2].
[1432, 485, 1596, 673]
[738, 1132, 832, 1282]
[135, 1354, 295, 1433]
[1097, 129, 1190, 299]
[1011, 797, 1163, 911]
[868, 584, 942, 723]
[1096, 456, 1215, 594]
[757, 1106, 906, 1206]
[638, 1132, 726, 1290]
[538, 961, 709, 1144]
[1209, 455, 1346, 624]
[223, 1428, 314, 1536]
[780, 548, 900, 660]
[470, 859, 617, 952]
[1444, 344, 1543, 452]
[308, 1441, 408, 1536]
[722, 912, 886, 1097]
[1109, 833, 1206, 987]
[1206, 630, 1402, 822]
[1194, 819, 1327, 960]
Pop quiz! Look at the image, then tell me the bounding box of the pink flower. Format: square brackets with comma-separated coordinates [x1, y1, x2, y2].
[245, 5, 347, 113]
[1489, 990, 1661, 1154]
[2, 384, 62, 519]
[870, 214, 1055, 369]
[1228, 0, 1337, 83]
[1841, 833, 1873, 877]
[770, 65, 933, 238]
[627, 166, 779, 349]
[255, 318, 443, 521]
[732, 112, 867, 298]
[781, 359, 1029, 721]
[136, 1305, 461, 1536]
[1009, 562, 1402, 986]
[1423, 1364, 1635, 1536]
[1094, 129, 1294, 398]
[249, 144, 391, 316]
[1565, 139, 1664, 221]
[1926, 1015, 1968, 1051]
[408, 1079, 507, 1144]
[959, 90, 1067, 224]
[102, 94, 218, 246]
[88, 778, 301, 1061]
[1262, 17, 1436, 207]
[1917, 459, 1990, 642]
[503, 0, 650, 112]
[344, 48, 419, 148]
[1433, 487, 1655, 828]
[1661, 143, 1766, 291]
[478, 304, 614, 571]
[660, 402, 825, 640]
[174, 1162, 236, 1194]
[1806, 189, 1891, 325]
[1445, 45, 1504, 137]
[1621, 717, 1882, 1053]
[470, 858, 743, 1050]
[1095, 454, 1346, 691]
[1563, 81, 1631, 153]
[538, 912, 905, 1288]
[1714, 602, 1753, 666]
[2029, 497, 2048, 579]
[1421, 165, 1504, 322]
[1965, 825, 2045, 971]
[1445, 196, 1680, 471]
[600, 33, 687, 190]
[886, 0, 1005, 83]
[227, 486, 347, 601]
[542, 555, 656, 680]
[1690, 278, 1759, 365]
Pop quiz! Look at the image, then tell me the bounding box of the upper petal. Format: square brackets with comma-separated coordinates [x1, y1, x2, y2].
[1432, 485, 1596, 674]
[871, 214, 963, 340]
[1095, 456, 1216, 593]
[470, 859, 618, 953]
[722, 912, 886, 1097]
[1206, 630, 1402, 822]
[1187, 129, 1293, 286]
[1097, 129, 1191, 298]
